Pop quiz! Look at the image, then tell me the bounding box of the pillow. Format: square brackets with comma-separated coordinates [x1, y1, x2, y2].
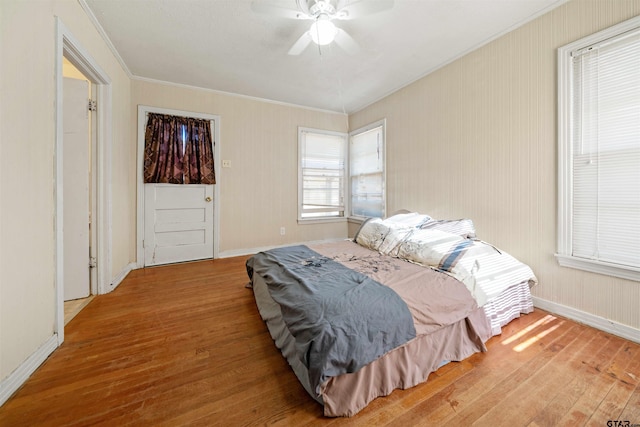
[377, 225, 414, 257]
[384, 212, 432, 228]
[353, 218, 391, 251]
[419, 218, 476, 239]
[354, 218, 415, 256]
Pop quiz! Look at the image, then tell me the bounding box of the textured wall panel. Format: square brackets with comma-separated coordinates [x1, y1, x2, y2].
[349, 0, 640, 330]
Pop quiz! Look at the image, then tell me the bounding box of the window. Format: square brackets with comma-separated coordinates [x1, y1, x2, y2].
[557, 17, 640, 281]
[349, 120, 386, 218]
[298, 128, 347, 221]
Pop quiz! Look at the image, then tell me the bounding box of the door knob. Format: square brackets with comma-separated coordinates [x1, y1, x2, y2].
[205, 196, 212, 203]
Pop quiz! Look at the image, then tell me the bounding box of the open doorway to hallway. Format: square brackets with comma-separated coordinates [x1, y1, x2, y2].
[61, 57, 97, 324]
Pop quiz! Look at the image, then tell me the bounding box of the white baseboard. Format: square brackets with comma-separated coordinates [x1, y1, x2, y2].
[107, 262, 137, 293]
[218, 238, 348, 259]
[0, 334, 58, 407]
[532, 296, 640, 344]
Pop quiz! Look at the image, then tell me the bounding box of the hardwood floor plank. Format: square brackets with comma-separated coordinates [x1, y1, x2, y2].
[619, 385, 640, 423]
[342, 311, 551, 426]
[472, 328, 625, 426]
[585, 342, 640, 427]
[526, 333, 636, 427]
[0, 256, 638, 427]
[385, 313, 579, 426]
[460, 322, 597, 426]
[551, 335, 640, 427]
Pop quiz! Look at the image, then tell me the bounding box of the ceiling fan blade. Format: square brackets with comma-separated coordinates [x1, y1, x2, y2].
[336, 0, 394, 20]
[288, 32, 312, 55]
[296, 0, 311, 16]
[334, 28, 359, 55]
[251, 1, 310, 20]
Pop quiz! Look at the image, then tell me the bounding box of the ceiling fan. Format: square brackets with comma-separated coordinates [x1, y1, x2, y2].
[252, 0, 395, 55]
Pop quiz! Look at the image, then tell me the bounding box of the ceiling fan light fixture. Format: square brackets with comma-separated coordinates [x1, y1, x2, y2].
[309, 18, 337, 45]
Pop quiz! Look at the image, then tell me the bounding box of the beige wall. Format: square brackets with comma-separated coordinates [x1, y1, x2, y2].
[133, 81, 349, 254]
[0, 0, 134, 380]
[350, 0, 640, 331]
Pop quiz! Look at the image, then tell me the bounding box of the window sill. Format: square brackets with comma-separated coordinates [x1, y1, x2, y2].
[347, 216, 368, 225]
[298, 217, 347, 226]
[555, 254, 640, 282]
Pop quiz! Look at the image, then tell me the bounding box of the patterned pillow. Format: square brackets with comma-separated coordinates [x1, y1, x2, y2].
[354, 218, 391, 251]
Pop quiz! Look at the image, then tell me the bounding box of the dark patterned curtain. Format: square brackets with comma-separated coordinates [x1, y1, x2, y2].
[184, 118, 216, 185]
[143, 113, 216, 185]
[143, 113, 184, 183]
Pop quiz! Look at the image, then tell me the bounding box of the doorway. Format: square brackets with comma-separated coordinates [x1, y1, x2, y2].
[136, 106, 221, 268]
[55, 18, 113, 344]
[62, 59, 96, 324]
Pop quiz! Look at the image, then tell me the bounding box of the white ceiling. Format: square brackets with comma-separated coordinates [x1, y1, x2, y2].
[83, 0, 565, 113]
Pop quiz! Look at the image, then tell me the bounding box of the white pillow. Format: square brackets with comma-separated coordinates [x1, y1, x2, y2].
[384, 212, 431, 228]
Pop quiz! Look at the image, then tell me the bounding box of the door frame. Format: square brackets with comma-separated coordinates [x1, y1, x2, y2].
[55, 18, 113, 344]
[136, 105, 221, 268]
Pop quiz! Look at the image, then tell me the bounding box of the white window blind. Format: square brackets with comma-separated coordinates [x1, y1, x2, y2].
[299, 129, 346, 220]
[569, 27, 640, 270]
[350, 122, 385, 218]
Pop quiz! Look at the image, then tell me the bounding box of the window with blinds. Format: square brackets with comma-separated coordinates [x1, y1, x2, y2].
[298, 128, 347, 220]
[350, 121, 385, 218]
[557, 17, 640, 281]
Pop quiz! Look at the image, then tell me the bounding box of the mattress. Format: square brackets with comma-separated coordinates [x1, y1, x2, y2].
[247, 239, 526, 417]
[247, 212, 536, 417]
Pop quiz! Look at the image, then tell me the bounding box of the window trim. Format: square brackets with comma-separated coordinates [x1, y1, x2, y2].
[348, 119, 387, 220]
[556, 16, 640, 282]
[297, 127, 348, 224]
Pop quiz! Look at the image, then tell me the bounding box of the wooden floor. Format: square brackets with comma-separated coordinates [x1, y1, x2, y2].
[1, 256, 639, 426]
[64, 295, 95, 325]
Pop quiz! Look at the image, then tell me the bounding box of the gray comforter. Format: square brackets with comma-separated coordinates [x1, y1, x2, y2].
[246, 245, 416, 395]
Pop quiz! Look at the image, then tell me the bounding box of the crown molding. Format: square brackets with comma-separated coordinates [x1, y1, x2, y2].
[77, 0, 133, 78]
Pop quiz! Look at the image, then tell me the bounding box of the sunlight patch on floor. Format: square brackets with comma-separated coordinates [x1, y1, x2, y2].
[64, 295, 95, 325]
[512, 322, 564, 352]
[501, 314, 559, 352]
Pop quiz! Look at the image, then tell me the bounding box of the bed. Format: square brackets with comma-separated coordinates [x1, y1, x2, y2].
[246, 212, 537, 417]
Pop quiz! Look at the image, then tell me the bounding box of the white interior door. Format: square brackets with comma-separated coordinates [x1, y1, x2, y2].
[144, 184, 214, 266]
[63, 77, 90, 301]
